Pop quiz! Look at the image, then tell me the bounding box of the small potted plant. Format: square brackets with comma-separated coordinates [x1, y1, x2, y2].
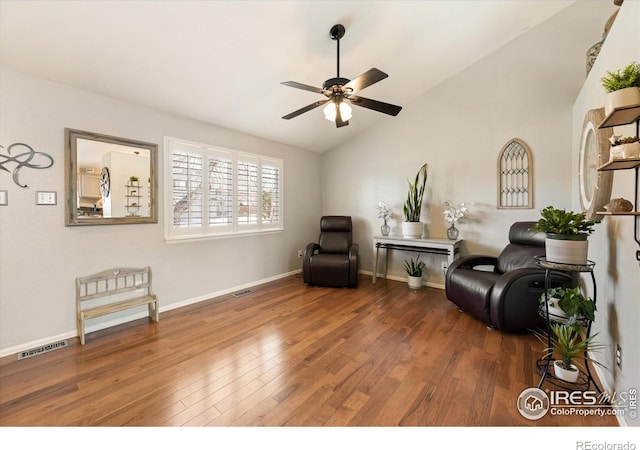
[609, 135, 640, 160]
[129, 175, 139, 186]
[402, 163, 428, 238]
[532, 206, 596, 265]
[601, 61, 640, 115]
[537, 324, 609, 383]
[404, 255, 425, 289]
[539, 286, 596, 326]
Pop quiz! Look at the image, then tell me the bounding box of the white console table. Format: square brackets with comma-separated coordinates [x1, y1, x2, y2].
[372, 235, 462, 283]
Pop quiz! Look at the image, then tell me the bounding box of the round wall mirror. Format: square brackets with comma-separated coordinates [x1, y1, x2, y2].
[578, 108, 613, 221]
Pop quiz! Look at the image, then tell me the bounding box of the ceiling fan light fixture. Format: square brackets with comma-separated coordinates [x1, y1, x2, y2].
[323, 100, 352, 122]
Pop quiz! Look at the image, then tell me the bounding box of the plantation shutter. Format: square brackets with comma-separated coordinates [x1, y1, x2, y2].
[237, 156, 259, 226]
[207, 151, 233, 230]
[261, 160, 280, 227]
[171, 148, 203, 229]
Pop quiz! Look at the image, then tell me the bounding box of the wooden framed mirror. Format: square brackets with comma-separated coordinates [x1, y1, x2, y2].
[65, 129, 158, 226]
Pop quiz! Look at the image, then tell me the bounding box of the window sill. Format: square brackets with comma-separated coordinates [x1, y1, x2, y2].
[165, 228, 285, 244]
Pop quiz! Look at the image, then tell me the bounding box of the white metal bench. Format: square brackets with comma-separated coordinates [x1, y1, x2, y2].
[76, 266, 159, 345]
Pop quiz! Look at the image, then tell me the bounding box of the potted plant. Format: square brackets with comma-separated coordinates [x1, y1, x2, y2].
[537, 324, 609, 383]
[404, 255, 425, 289]
[402, 163, 428, 238]
[609, 135, 640, 160]
[539, 286, 596, 325]
[533, 206, 596, 265]
[601, 61, 640, 115]
[129, 175, 139, 186]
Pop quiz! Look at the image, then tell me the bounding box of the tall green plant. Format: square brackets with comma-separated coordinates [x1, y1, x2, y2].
[403, 163, 428, 222]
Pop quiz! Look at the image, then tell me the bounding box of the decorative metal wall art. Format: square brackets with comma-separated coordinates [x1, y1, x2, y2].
[0, 143, 54, 188]
[497, 138, 533, 209]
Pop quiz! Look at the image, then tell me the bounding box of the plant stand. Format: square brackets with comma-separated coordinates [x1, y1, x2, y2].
[534, 257, 604, 395]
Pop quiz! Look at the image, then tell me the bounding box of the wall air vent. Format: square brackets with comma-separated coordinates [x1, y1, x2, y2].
[18, 340, 69, 360]
[232, 289, 254, 298]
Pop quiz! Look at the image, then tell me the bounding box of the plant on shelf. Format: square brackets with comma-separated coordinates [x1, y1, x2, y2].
[601, 61, 640, 93]
[129, 175, 139, 185]
[535, 323, 609, 383]
[533, 206, 596, 236]
[609, 135, 640, 160]
[539, 286, 596, 325]
[532, 206, 597, 265]
[402, 162, 428, 238]
[611, 136, 640, 145]
[601, 61, 640, 114]
[404, 255, 425, 289]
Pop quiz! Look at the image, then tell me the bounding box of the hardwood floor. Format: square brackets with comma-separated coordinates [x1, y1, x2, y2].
[0, 274, 618, 427]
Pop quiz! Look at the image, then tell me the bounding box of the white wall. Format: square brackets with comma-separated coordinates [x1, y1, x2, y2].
[0, 68, 322, 354]
[322, 2, 614, 286]
[572, 1, 640, 427]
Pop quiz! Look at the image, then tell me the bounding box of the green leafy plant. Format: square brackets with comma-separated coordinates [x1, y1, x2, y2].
[612, 136, 640, 145]
[601, 62, 640, 93]
[129, 175, 139, 182]
[403, 163, 428, 222]
[532, 206, 596, 236]
[404, 256, 426, 277]
[539, 286, 596, 323]
[535, 324, 610, 374]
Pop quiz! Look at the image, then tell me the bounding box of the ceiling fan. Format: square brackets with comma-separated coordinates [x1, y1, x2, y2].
[281, 24, 402, 128]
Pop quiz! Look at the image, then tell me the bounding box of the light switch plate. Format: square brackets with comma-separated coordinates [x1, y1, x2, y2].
[36, 191, 57, 205]
[0, 190, 7, 206]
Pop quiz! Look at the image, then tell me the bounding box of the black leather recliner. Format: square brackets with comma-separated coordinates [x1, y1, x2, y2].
[445, 222, 574, 332]
[303, 216, 359, 288]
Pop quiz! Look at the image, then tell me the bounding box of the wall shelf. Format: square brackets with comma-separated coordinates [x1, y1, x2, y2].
[598, 104, 640, 129]
[598, 158, 640, 171]
[597, 102, 640, 261]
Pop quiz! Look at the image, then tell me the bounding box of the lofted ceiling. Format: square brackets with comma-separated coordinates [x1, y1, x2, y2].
[0, 1, 584, 153]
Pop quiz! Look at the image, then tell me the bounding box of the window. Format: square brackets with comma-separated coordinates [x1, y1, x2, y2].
[497, 138, 533, 209]
[165, 137, 283, 240]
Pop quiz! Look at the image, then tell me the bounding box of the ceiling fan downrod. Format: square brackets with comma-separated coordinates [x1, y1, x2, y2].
[323, 24, 349, 91]
[330, 24, 345, 78]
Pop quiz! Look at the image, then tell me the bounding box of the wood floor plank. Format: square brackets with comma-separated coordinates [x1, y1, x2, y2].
[0, 274, 618, 427]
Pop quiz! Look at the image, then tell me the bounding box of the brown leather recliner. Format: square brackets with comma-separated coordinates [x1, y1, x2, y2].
[445, 222, 575, 332]
[303, 216, 359, 288]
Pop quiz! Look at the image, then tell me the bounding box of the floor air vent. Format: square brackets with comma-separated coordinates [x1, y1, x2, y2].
[18, 340, 69, 360]
[232, 289, 254, 297]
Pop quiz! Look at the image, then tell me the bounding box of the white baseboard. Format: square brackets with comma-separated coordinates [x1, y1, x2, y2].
[0, 269, 302, 359]
[591, 359, 629, 427]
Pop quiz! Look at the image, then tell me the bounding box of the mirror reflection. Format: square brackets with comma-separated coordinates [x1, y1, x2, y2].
[65, 129, 158, 226]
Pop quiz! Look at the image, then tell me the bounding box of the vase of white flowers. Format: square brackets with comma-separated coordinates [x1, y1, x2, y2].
[376, 201, 392, 236]
[443, 201, 469, 240]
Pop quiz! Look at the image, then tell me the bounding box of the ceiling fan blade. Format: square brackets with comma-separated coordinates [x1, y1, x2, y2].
[281, 81, 325, 94]
[282, 100, 329, 120]
[343, 68, 388, 94]
[349, 96, 402, 116]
